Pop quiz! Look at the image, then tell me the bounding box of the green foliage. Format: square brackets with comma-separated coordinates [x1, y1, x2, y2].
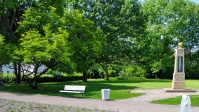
[95, 0, 145, 65]
[1, 1, 19, 9]
[141, 0, 174, 75]
[66, 0, 146, 80]
[46, 69, 61, 76]
[0, 35, 11, 65]
[3, 74, 15, 83]
[117, 65, 146, 80]
[2, 73, 82, 83]
[0, 0, 20, 43]
[14, 4, 79, 89]
[1, 0, 199, 81]
[64, 10, 106, 72]
[19, 30, 51, 63]
[37, 75, 82, 83]
[37, 0, 66, 16]
[185, 64, 199, 79]
[0, 34, 5, 64]
[0, 34, 4, 44]
[140, 0, 199, 78]
[87, 64, 105, 78]
[17, 6, 75, 73]
[88, 64, 104, 74]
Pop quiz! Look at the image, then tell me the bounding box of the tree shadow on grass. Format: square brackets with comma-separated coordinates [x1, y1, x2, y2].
[49, 81, 141, 100]
[1, 79, 167, 99]
[84, 83, 139, 100]
[97, 79, 171, 83]
[41, 81, 138, 95]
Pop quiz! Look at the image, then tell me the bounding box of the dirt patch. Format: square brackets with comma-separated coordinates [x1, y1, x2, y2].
[0, 99, 113, 112]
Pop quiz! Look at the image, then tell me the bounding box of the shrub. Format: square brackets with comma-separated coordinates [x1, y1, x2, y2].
[185, 64, 199, 79]
[87, 64, 105, 79]
[37, 74, 82, 83]
[2, 72, 88, 83]
[3, 74, 15, 83]
[117, 65, 146, 80]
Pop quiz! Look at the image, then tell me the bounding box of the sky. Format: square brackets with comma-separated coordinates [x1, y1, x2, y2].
[139, 0, 199, 4]
[190, 0, 199, 4]
[193, 0, 199, 4]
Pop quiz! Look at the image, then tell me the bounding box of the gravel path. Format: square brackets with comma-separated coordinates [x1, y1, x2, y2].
[0, 89, 199, 112]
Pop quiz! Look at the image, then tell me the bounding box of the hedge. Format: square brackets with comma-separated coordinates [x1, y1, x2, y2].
[2, 74, 82, 83]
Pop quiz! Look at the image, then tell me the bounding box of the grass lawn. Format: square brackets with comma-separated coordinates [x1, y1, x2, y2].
[0, 78, 172, 100]
[152, 95, 199, 106]
[0, 78, 199, 103]
[151, 80, 199, 106]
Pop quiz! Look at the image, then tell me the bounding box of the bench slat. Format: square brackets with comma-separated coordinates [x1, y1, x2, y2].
[60, 85, 86, 98]
[59, 90, 84, 94]
[64, 85, 85, 91]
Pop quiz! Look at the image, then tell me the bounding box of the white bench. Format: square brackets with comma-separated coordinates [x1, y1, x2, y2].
[59, 85, 86, 97]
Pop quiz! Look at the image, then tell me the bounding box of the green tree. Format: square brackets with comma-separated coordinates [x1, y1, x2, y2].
[164, 0, 199, 78]
[141, 0, 180, 77]
[141, 0, 199, 78]
[67, 0, 145, 80]
[0, 0, 30, 83]
[16, 6, 75, 89]
[64, 10, 105, 82]
[0, 0, 68, 84]
[0, 34, 5, 64]
[0, 34, 4, 86]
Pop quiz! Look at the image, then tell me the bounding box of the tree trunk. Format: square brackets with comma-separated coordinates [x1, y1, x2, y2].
[14, 61, 21, 84]
[16, 61, 21, 83]
[105, 68, 109, 81]
[28, 76, 38, 90]
[0, 65, 3, 86]
[14, 63, 18, 82]
[82, 70, 87, 82]
[34, 76, 38, 89]
[27, 66, 46, 90]
[101, 64, 109, 81]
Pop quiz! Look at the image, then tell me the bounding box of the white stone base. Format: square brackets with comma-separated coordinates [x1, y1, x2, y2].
[172, 73, 185, 89]
[172, 81, 185, 89]
[164, 88, 196, 93]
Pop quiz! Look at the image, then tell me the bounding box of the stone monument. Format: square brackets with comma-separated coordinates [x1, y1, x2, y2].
[172, 42, 185, 89]
[165, 42, 196, 92]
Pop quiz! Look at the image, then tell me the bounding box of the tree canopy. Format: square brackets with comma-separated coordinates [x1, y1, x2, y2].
[64, 10, 106, 81]
[141, 0, 199, 78]
[0, 0, 199, 87]
[66, 0, 146, 80]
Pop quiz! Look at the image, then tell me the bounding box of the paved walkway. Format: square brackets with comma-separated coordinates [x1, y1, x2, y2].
[0, 89, 199, 112]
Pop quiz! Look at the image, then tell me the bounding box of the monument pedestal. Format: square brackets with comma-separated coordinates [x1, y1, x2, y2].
[172, 73, 185, 89]
[172, 81, 185, 89]
[165, 88, 196, 92]
[165, 43, 196, 93]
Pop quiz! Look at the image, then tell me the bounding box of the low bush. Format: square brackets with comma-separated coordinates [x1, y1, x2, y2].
[37, 75, 82, 83]
[185, 64, 199, 79]
[3, 74, 15, 83]
[117, 65, 146, 80]
[2, 73, 82, 83]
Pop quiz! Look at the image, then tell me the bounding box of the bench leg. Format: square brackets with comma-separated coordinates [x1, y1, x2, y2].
[77, 94, 84, 98]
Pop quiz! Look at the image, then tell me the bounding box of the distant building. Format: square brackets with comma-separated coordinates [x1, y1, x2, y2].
[1, 63, 46, 74]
